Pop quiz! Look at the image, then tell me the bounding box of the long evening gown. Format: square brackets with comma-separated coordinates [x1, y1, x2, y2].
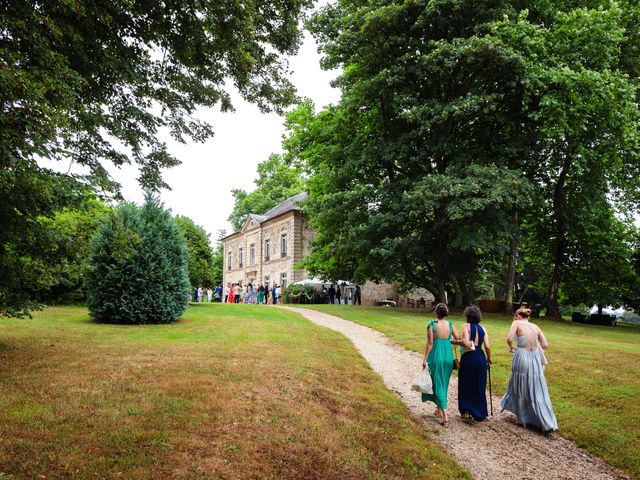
[458, 323, 488, 421]
[500, 332, 558, 431]
[422, 320, 454, 409]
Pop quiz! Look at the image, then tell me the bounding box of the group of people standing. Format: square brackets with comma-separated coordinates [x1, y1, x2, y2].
[325, 284, 361, 305]
[192, 286, 222, 302]
[421, 303, 557, 432]
[223, 283, 282, 305]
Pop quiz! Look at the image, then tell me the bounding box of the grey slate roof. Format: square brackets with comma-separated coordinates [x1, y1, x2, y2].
[248, 214, 267, 223]
[225, 192, 308, 239]
[261, 191, 308, 220]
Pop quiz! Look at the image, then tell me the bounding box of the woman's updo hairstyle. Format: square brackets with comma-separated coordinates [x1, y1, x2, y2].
[434, 303, 449, 318]
[464, 305, 482, 324]
[516, 307, 531, 319]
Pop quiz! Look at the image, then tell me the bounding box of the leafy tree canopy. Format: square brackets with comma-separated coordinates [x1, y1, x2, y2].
[293, 0, 640, 313]
[34, 199, 110, 305]
[2, 0, 313, 190]
[0, 169, 95, 316]
[228, 152, 306, 231]
[174, 216, 215, 289]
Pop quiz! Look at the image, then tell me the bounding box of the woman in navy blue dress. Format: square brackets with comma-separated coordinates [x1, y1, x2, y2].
[457, 305, 492, 421]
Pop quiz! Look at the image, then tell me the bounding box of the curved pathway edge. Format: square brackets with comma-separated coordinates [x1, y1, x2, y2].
[281, 306, 628, 480]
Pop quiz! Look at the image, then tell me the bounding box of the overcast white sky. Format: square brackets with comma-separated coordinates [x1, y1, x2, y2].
[41, 13, 340, 244]
[151, 29, 340, 241]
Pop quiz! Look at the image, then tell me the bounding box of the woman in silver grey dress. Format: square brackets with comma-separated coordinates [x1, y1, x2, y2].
[500, 307, 558, 432]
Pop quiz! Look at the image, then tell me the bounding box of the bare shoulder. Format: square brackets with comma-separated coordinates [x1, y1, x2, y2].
[529, 322, 542, 333]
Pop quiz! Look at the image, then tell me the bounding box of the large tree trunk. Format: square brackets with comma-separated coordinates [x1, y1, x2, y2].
[449, 274, 463, 310]
[503, 209, 519, 316]
[546, 152, 572, 320]
[435, 281, 447, 305]
[547, 273, 562, 319]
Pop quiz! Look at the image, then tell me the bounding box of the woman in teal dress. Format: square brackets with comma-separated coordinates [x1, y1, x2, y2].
[257, 284, 264, 304]
[422, 303, 461, 427]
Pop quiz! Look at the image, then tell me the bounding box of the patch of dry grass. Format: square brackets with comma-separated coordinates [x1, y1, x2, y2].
[0, 305, 470, 479]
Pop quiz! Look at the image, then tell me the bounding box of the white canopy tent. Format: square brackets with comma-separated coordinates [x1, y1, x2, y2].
[292, 278, 354, 287]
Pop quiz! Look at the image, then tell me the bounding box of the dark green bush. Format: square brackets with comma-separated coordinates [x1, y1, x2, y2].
[85, 195, 189, 324]
[281, 284, 328, 304]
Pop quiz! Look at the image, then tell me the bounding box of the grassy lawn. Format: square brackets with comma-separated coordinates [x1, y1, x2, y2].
[303, 305, 640, 479]
[0, 304, 469, 480]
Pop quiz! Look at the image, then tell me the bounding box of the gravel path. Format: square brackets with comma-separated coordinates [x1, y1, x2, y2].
[281, 307, 628, 480]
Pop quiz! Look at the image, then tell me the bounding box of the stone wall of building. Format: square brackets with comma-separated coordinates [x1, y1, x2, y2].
[397, 287, 435, 307]
[222, 211, 308, 289]
[358, 282, 435, 307]
[222, 206, 436, 309]
[360, 281, 398, 306]
[260, 213, 295, 288]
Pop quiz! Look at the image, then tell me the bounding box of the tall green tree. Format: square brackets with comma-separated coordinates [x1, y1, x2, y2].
[211, 229, 227, 287]
[228, 153, 306, 231]
[295, 0, 536, 305]
[295, 0, 640, 313]
[85, 195, 189, 324]
[34, 199, 110, 305]
[174, 216, 215, 289]
[0, 170, 91, 316]
[494, 4, 640, 317]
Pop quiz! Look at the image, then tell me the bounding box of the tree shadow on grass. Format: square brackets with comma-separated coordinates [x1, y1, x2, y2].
[0, 341, 16, 352]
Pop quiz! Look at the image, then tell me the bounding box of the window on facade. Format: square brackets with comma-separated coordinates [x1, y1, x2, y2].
[239, 247, 243, 268]
[281, 234, 287, 257]
[227, 252, 232, 271]
[264, 239, 270, 261]
[280, 272, 287, 288]
[249, 244, 255, 265]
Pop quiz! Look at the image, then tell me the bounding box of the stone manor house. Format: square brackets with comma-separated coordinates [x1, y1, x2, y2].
[222, 192, 433, 306]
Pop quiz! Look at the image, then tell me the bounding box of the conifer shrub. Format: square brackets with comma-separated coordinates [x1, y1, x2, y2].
[85, 195, 189, 324]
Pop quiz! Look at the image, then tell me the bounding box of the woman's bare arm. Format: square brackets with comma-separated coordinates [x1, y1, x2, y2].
[483, 328, 492, 364]
[537, 327, 549, 349]
[506, 321, 518, 353]
[423, 325, 434, 368]
[459, 324, 472, 348]
[452, 324, 461, 342]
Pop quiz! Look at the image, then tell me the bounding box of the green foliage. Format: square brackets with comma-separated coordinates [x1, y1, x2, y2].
[1, 0, 312, 315]
[492, 3, 640, 316]
[211, 229, 227, 287]
[228, 153, 306, 231]
[34, 199, 110, 304]
[290, 0, 640, 314]
[85, 195, 189, 324]
[281, 284, 327, 304]
[1, 0, 312, 189]
[174, 216, 215, 288]
[0, 164, 91, 316]
[290, 1, 539, 306]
